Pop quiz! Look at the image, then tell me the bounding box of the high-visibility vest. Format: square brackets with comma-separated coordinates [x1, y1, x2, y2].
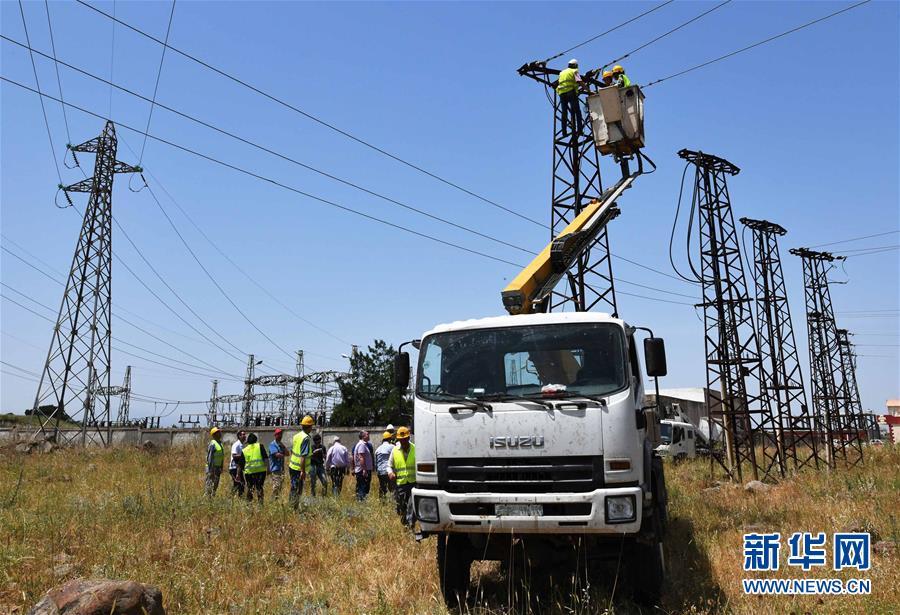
[288, 431, 311, 472]
[209, 440, 224, 468]
[557, 68, 578, 95]
[618, 73, 632, 88]
[243, 443, 266, 475]
[392, 443, 416, 486]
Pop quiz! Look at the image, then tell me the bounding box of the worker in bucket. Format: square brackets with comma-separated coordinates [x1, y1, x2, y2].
[557, 58, 584, 137]
[601, 70, 614, 87]
[613, 65, 632, 88]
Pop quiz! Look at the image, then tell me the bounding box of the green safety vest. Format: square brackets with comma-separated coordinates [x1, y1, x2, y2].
[209, 440, 224, 468]
[618, 73, 632, 88]
[243, 442, 266, 475]
[288, 431, 311, 472]
[557, 68, 578, 95]
[392, 443, 416, 486]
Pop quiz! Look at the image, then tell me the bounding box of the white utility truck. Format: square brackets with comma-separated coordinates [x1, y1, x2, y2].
[394, 85, 670, 607]
[657, 419, 697, 461]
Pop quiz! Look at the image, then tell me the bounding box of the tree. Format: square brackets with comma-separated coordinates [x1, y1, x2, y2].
[330, 339, 412, 427]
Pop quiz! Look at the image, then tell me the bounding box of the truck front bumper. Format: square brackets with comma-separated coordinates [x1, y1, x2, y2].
[412, 486, 643, 535]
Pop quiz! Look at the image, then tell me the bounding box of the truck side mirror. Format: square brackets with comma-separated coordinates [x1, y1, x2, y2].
[644, 338, 667, 377]
[394, 352, 410, 389]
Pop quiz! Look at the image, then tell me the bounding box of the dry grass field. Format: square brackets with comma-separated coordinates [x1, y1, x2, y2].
[0, 441, 897, 614]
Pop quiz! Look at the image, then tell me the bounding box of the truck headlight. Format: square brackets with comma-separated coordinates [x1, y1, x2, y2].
[416, 496, 439, 523]
[605, 495, 636, 523]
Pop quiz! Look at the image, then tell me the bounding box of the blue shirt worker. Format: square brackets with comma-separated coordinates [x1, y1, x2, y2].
[375, 431, 396, 499]
[205, 427, 225, 497]
[268, 428, 287, 499]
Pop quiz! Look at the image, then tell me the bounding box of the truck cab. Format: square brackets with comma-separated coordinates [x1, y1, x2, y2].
[400, 311, 669, 607]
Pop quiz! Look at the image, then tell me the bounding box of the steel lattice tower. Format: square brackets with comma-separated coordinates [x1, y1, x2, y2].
[293, 350, 305, 420]
[32, 122, 140, 444]
[518, 62, 617, 315]
[98, 365, 132, 425]
[789, 248, 864, 468]
[741, 218, 821, 471]
[679, 150, 783, 482]
[837, 328, 867, 445]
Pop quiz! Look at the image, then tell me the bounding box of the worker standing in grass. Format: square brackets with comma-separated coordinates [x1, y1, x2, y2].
[205, 427, 225, 497]
[325, 436, 350, 496]
[612, 65, 632, 88]
[388, 426, 416, 526]
[375, 431, 396, 499]
[557, 58, 583, 137]
[268, 428, 287, 499]
[242, 432, 269, 504]
[309, 433, 328, 497]
[288, 415, 315, 508]
[229, 430, 247, 497]
[353, 430, 374, 501]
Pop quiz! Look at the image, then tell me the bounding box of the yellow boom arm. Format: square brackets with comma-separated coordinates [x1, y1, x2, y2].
[501, 174, 636, 315]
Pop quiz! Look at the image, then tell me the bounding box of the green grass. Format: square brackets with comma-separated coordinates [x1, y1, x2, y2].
[0, 443, 897, 613]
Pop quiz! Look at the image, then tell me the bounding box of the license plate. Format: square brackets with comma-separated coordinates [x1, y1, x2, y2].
[495, 504, 543, 516]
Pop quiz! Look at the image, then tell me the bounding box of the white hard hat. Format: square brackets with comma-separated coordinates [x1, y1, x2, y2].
[568, 58, 578, 66]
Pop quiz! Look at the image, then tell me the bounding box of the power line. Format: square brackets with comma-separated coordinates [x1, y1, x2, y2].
[3, 77, 707, 309]
[2, 35, 693, 300]
[0, 360, 41, 378]
[17, 0, 61, 183]
[644, 0, 873, 87]
[136, 0, 176, 165]
[43, 0, 73, 148]
[810, 229, 899, 249]
[73, 0, 543, 228]
[544, 1, 675, 63]
[602, 0, 733, 69]
[1, 34, 536, 258]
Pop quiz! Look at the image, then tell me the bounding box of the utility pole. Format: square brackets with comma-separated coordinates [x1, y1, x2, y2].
[741, 218, 821, 472]
[209, 379, 218, 426]
[679, 150, 783, 483]
[242, 354, 256, 425]
[32, 121, 141, 445]
[518, 61, 617, 315]
[837, 328, 867, 446]
[790, 248, 864, 468]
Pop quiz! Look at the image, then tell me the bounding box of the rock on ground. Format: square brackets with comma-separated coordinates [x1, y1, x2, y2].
[27, 579, 165, 615]
[743, 480, 771, 494]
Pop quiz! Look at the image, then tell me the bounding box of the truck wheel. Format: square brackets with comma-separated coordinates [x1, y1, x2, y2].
[437, 534, 471, 609]
[630, 507, 665, 606]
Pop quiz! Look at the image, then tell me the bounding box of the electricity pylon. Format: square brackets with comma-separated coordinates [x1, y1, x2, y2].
[32, 121, 140, 445]
[680, 149, 783, 482]
[741, 218, 821, 471]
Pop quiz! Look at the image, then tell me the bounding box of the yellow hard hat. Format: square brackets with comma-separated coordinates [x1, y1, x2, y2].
[602, 70, 613, 79]
[612, 65, 624, 74]
[382, 431, 393, 440]
[209, 427, 220, 436]
[396, 426, 411, 439]
[301, 415, 315, 426]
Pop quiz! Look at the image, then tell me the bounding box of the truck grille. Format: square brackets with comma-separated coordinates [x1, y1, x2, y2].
[437, 456, 603, 493]
[448, 502, 593, 516]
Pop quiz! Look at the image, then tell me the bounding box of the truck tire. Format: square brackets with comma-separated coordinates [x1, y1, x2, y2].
[437, 534, 471, 609]
[630, 509, 665, 606]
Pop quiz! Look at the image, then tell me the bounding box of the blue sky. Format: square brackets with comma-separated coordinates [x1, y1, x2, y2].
[2, 1, 897, 421]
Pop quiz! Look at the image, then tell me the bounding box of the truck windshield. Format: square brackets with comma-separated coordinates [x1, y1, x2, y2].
[659, 423, 672, 444]
[417, 323, 627, 401]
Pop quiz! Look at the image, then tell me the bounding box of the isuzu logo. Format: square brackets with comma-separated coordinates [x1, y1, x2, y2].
[489, 435, 545, 448]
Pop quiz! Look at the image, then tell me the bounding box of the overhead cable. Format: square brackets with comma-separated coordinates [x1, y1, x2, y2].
[73, 0, 543, 227]
[644, 0, 872, 87]
[810, 229, 899, 249]
[136, 0, 176, 165]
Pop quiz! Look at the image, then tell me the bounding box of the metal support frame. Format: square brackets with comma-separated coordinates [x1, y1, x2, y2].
[680, 149, 783, 483]
[789, 248, 865, 468]
[518, 62, 617, 315]
[741, 218, 821, 471]
[32, 121, 140, 445]
[837, 328, 867, 445]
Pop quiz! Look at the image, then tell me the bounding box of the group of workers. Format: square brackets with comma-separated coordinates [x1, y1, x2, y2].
[204, 416, 417, 526]
[557, 58, 632, 136]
